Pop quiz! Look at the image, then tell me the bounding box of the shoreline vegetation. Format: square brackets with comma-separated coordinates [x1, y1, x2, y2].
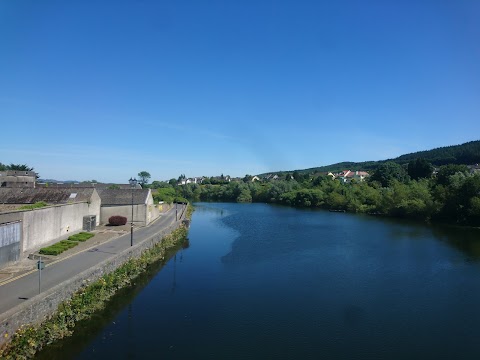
[39, 232, 95, 256]
[153, 163, 480, 227]
[0, 205, 193, 359]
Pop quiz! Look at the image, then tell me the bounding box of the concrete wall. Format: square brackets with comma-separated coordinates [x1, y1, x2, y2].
[147, 204, 161, 225]
[146, 192, 161, 225]
[100, 204, 147, 226]
[0, 221, 21, 268]
[0, 171, 36, 188]
[22, 203, 91, 252]
[89, 190, 101, 226]
[0, 200, 101, 259]
[0, 213, 186, 347]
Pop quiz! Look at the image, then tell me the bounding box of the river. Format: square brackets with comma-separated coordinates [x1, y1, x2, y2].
[36, 203, 480, 359]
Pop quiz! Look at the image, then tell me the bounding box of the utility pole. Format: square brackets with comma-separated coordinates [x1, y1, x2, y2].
[37, 256, 44, 294]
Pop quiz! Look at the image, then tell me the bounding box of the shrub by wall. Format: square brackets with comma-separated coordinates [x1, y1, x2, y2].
[108, 216, 127, 226]
[68, 232, 94, 242]
[39, 241, 79, 256]
[18, 202, 49, 210]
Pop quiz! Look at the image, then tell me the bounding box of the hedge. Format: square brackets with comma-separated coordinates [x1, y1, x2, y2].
[108, 216, 127, 226]
[68, 232, 94, 242]
[39, 240, 79, 256]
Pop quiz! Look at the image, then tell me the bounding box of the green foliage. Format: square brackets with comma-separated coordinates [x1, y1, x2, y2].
[137, 171, 151, 186]
[18, 201, 49, 210]
[175, 163, 480, 226]
[236, 189, 252, 203]
[394, 140, 480, 166]
[243, 174, 253, 183]
[36, 232, 93, 256]
[108, 216, 127, 226]
[150, 180, 171, 189]
[436, 164, 469, 185]
[39, 240, 79, 256]
[68, 232, 94, 242]
[370, 161, 408, 187]
[5, 163, 34, 171]
[107, 184, 120, 189]
[407, 158, 433, 180]
[153, 187, 176, 204]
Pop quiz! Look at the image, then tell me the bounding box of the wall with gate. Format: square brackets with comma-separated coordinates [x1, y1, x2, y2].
[0, 221, 21, 268]
[0, 200, 101, 268]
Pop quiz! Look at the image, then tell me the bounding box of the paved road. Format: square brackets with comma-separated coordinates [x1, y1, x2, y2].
[0, 205, 185, 315]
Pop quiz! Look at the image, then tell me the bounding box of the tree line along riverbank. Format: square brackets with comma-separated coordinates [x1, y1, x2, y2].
[153, 163, 480, 227]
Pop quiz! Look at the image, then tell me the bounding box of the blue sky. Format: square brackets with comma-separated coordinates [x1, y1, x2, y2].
[1, 0, 479, 183]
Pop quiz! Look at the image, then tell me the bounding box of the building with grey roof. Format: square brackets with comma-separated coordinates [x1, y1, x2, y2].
[96, 189, 160, 226]
[0, 188, 101, 269]
[0, 187, 98, 205]
[35, 182, 142, 189]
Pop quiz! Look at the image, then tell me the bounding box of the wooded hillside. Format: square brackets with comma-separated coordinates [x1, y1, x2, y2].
[266, 140, 480, 175]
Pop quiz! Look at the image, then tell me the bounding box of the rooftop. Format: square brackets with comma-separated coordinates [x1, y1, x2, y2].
[0, 188, 97, 204]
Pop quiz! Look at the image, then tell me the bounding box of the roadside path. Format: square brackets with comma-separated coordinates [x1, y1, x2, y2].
[0, 205, 185, 316]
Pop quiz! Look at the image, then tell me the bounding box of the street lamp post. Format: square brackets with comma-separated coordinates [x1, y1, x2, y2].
[129, 177, 137, 246]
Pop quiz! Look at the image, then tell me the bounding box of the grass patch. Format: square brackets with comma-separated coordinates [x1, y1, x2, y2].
[38, 232, 94, 256]
[68, 232, 94, 242]
[18, 201, 48, 210]
[39, 240, 79, 256]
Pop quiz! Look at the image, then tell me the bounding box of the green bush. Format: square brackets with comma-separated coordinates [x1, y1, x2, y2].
[39, 240, 79, 256]
[108, 216, 127, 226]
[68, 232, 94, 242]
[18, 201, 48, 210]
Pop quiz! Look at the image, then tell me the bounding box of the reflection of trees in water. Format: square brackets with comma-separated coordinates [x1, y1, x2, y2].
[431, 225, 480, 260]
[351, 213, 480, 261]
[194, 203, 230, 216]
[220, 211, 338, 265]
[219, 205, 480, 265]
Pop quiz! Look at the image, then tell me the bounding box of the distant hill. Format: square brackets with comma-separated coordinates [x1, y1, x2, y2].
[390, 140, 480, 166]
[38, 179, 80, 184]
[261, 140, 480, 175]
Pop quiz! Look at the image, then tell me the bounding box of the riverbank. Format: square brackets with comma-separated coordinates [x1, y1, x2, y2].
[0, 205, 193, 359]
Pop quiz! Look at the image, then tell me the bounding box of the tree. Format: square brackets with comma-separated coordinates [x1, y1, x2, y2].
[436, 164, 468, 186]
[7, 163, 34, 171]
[150, 180, 171, 189]
[407, 158, 433, 180]
[243, 174, 253, 183]
[177, 174, 186, 182]
[138, 171, 151, 186]
[370, 162, 408, 187]
[236, 189, 252, 203]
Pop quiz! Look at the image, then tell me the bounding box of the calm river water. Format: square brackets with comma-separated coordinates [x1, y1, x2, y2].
[37, 203, 480, 359]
